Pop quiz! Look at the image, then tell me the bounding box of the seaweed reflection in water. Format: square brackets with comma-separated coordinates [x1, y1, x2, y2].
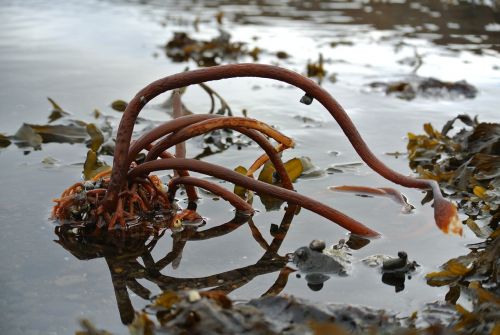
[54, 205, 299, 325]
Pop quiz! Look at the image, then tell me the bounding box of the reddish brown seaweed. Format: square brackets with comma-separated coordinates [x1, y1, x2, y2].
[54, 63, 460, 237]
[129, 158, 380, 237]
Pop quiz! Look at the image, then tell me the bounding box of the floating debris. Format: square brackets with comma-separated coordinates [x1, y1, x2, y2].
[368, 77, 478, 100]
[326, 162, 364, 174]
[164, 30, 251, 67]
[276, 51, 289, 59]
[329, 185, 414, 213]
[0, 133, 11, 148]
[330, 40, 354, 48]
[41, 156, 59, 167]
[47, 97, 70, 123]
[306, 53, 326, 84]
[111, 99, 128, 112]
[13, 123, 43, 149]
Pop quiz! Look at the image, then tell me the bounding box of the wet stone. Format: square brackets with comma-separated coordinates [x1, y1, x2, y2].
[309, 239, 326, 252]
[382, 251, 408, 271]
[290, 240, 352, 290]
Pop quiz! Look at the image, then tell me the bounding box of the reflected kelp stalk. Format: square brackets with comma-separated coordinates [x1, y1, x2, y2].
[53, 64, 460, 237]
[56, 205, 299, 325]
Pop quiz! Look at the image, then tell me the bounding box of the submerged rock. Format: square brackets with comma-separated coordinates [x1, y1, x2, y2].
[308, 239, 326, 252]
[291, 239, 351, 276]
[290, 239, 352, 291]
[291, 246, 347, 275]
[382, 251, 409, 271]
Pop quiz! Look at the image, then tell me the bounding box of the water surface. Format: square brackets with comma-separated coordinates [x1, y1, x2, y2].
[0, 1, 499, 333]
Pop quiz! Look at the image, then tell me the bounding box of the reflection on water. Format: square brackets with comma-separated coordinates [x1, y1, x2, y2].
[54, 200, 411, 327]
[237, 0, 500, 53]
[123, 0, 500, 53]
[55, 206, 299, 325]
[0, 0, 499, 333]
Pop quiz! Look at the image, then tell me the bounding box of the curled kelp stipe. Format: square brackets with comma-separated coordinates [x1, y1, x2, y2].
[53, 64, 461, 238]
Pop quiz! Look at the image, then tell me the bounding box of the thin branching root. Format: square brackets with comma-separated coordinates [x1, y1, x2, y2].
[52, 64, 460, 237]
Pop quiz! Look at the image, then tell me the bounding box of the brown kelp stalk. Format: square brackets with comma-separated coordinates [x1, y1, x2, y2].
[129, 158, 380, 237]
[103, 64, 458, 235]
[168, 176, 253, 214]
[54, 63, 460, 237]
[144, 116, 295, 190]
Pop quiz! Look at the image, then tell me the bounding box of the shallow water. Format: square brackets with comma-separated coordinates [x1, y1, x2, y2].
[0, 0, 499, 333]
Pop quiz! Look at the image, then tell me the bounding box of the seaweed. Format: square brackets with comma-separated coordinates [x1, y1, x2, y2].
[52, 64, 462, 237]
[164, 30, 251, 67]
[407, 115, 499, 233]
[306, 53, 326, 84]
[67, 77, 500, 335]
[9, 99, 114, 153]
[111, 100, 128, 112]
[368, 77, 478, 101]
[47, 97, 70, 123]
[407, 114, 500, 334]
